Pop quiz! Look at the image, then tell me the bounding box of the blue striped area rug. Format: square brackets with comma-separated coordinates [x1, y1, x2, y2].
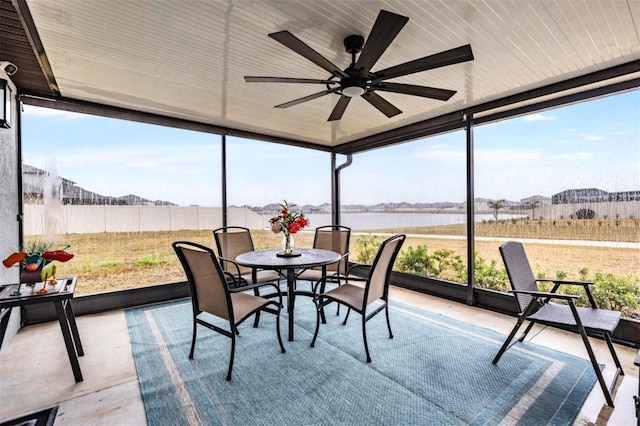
[125, 294, 597, 426]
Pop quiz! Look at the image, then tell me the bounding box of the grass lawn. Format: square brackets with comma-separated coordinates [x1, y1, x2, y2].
[23, 220, 638, 297]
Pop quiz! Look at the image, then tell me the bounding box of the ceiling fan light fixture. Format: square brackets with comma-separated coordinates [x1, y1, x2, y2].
[342, 86, 365, 97]
[341, 77, 367, 97]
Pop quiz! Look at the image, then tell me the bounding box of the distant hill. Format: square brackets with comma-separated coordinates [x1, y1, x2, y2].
[247, 199, 529, 214]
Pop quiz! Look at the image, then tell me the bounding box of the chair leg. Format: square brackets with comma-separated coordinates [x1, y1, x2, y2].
[563, 301, 619, 407]
[317, 279, 328, 324]
[385, 303, 393, 339]
[253, 288, 261, 328]
[362, 316, 371, 363]
[335, 279, 343, 316]
[226, 327, 236, 381]
[576, 326, 616, 407]
[518, 321, 535, 342]
[342, 308, 351, 325]
[319, 301, 327, 324]
[274, 306, 286, 354]
[604, 333, 624, 375]
[189, 320, 197, 359]
[492, 318, 524, 364]
[310, 299, 322, 348]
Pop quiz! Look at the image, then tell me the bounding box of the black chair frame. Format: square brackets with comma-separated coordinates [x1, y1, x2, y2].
[173, 241, 285, 381]
[213, 226, 282, 327]
[493, 241, 624, 407]
[311, 234, 406, 363]
[296, 225, 351, 320]
[213, 226, 280, 288]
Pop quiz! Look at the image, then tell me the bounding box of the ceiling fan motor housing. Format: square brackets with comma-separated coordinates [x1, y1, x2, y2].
[341, 77, 367, 97]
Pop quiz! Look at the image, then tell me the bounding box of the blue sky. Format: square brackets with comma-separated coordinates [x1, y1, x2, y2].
[21, 90, 639, 206]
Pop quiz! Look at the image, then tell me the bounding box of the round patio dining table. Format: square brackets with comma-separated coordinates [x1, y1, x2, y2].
[235, 248, 341, 341]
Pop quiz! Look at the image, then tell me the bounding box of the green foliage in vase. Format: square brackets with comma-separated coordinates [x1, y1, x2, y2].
[22, 240, 52, 255]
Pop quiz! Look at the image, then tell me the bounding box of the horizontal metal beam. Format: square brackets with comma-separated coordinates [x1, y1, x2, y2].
[334, 112, 465, 155]
[20, 93, 334, 153]
[467, 60, 640, 117]
[474, 78, 640, 125]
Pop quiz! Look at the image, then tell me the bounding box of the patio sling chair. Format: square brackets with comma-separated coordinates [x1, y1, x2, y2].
[296, 225, 351, 318]
[310, 234, 406, 363]
[493, 241, 624, 407]
[213, 226, 281, 289]
[172, 241, 285, 381]
[213, 226, 281, 326]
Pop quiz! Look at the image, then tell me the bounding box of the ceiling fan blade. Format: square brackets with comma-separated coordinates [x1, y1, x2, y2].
[372, 44, 474, 82]
[245, 76, 338, 84]
[269, 31, 349, 78]
[274, 88, 339, 109]
[362, 92, 402, 118]
[327, 96, 352, 121]
[371, 82, 456, 101]
[355, 10, 409, 76]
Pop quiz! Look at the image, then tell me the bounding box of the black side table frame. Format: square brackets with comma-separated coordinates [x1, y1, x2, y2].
[0, 277, 84, 382]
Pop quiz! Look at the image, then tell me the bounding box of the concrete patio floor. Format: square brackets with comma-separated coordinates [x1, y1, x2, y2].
[0, 287, 637, 425]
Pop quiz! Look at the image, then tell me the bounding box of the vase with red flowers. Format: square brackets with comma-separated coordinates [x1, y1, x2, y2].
[269, 200, 309, 255]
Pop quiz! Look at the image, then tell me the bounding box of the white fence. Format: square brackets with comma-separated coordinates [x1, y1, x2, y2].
[23, 200, 640, 236]
[23, 205, 264, 236]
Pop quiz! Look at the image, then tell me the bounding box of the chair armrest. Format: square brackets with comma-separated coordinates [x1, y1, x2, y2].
[345, 262, 369, 278]
[339, 251, 351, 261]
[311, 273, 365, 295]
[514, 289, 580, 318]
[218, 256, 251, 289]
[218, 256, 241, 280]
[223, 271, 240, 289]
[296, 250, 352, 279]
[511, 289, 579, 301]
[536, 278, 595, 286]
[336, 250, 351, 273]
[535, 279, 598, 308]
[242, 280, 284, 308]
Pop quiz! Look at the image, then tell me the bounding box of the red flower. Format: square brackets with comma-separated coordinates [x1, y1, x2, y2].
[271, 200, 309, 235]
[288, 222, 301, 234]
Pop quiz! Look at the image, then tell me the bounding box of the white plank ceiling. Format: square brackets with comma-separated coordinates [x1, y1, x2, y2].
[22, 0, 640, 148]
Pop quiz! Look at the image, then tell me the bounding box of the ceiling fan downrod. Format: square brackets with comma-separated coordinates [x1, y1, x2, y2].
[341, 35, 367, 97]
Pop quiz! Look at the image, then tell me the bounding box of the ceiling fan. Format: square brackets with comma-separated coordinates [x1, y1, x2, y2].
[244, 10, 474, 122]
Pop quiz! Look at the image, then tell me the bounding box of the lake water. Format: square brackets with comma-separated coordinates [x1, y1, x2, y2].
[262, 212, 524, 230]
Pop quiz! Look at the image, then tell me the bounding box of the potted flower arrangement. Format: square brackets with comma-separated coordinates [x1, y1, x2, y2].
[269, 200, 309, 255]
[2, 242, 74, 295]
